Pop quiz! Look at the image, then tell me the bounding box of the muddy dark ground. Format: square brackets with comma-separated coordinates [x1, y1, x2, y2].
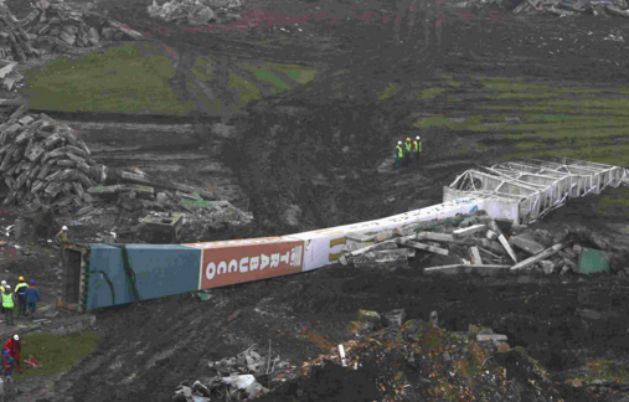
[3, 0, 629, 400]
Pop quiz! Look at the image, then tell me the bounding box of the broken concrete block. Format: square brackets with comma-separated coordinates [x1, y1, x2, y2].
[374, 230, 395, 242]
[382, 309, 406, 327]
[416, 231, 455, 243]
[476, 333, 508, 342]
[468, 246, 482, 265]
[87, 184, 123, 195]
[510, 243, 564, 271]
[540, 260, 555, 275]
[401, 239, 449, 256]
[453, 224, 487, 238]
[510, 234, 545, 255]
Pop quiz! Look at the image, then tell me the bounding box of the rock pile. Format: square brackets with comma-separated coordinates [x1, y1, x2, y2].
[0, 0, 142, 63]
[148, 0, 244, 25]
[0, 103, 104, 214]
[340, 211, 613, 275]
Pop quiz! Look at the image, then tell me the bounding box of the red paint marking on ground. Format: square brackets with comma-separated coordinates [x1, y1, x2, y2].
[435, 15, 445, 29]
[356, 11, 376, 23]
[179, 7, 407, 33]
[488, 10, 503, 22]
[456, 9, 476, 21]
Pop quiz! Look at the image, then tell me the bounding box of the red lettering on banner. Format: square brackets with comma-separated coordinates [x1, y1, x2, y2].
[200, 240, 305, 289]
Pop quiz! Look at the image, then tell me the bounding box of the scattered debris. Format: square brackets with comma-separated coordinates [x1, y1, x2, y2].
[148, 0, 244, 26]
[340, 211, 615, 276]
[173, 344, 293, 401]
[266, 311, 562, 401]
[510, 243, 564, 271]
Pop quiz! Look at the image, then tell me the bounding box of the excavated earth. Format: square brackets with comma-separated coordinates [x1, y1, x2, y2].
[3, 0, 629, 400]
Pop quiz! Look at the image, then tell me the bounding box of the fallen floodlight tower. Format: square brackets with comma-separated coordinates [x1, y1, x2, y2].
[62, 158, 627, 311]
[444, 158, 628, 224]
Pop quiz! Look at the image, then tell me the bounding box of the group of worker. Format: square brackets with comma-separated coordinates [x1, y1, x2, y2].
[394, 135, 423, 170]
[1, 276, 40, 326]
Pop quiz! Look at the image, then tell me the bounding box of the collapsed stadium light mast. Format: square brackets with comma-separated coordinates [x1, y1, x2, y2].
[63, 158, 628, 311]
[444, 157, 628, 224]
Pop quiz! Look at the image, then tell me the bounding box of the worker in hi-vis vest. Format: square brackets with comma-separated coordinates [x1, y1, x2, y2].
[403, 137, 412, 166]
[413, 136, 422, 164]
[393, 141, 404, 170]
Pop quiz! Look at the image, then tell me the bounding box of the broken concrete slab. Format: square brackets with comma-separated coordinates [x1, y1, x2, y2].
[498, 234, 518, 263]
[510, 243, 564, 271]
[401, 239, 449, 256]
[510, 233, 545, 255]
[469, 246, 482, 265]
[424, 264, 510, 274]
[540, 260, 555, 275]
[476, 333, 508, 342]
[453, 224, 487, 238]
[382, 309, 406, 327]
[417, 231, 456, 243]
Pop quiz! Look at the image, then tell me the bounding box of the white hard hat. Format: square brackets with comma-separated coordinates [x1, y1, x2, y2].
[0, 280, 6, 286]
[62, 225, 68, 231]
[397, 140, 402, 145]
[416, 136, 420, 140]
[12, 334, 18, 341]
[4, 284, 10, 289]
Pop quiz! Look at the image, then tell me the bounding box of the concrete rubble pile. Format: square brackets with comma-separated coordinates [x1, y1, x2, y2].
[173, 345, 294, 402]
[147, 0, 244, 25]
[0, 0, 142, 90]
[512, 0, 629, 17]
[86, 167, 252, 241]
[455, 0, 629, 17]
[340, 211, 614, 275]
[265, 309, 562, 401]
[0, 103, 105, 214]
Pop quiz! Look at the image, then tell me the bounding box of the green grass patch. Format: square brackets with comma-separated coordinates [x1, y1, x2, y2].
[596, 188, 629, 217]
[24, 42, 192, 114]
[418, 87, 446, 100]
[228, 72, 262, 107]
[240, 63, 291, 94]
[191, 56, 213, 82]
[585, 359, 629, 384]
[270, 63, 318, 84]
[379, 83, 399, 101]
[17, 331, 98, 380]
[413, 115, 483, 130]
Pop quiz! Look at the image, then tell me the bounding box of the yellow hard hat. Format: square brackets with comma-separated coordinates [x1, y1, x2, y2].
[405, 137, 411, 141]
[18, 276, 24, 281]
